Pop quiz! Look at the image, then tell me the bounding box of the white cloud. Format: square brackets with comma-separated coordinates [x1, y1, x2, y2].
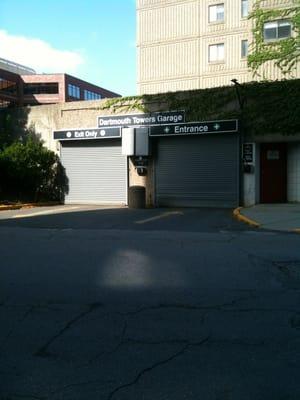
[0, 30, 84, 74]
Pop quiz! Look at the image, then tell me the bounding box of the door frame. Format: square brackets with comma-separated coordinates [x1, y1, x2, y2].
[260, 142, 287, 203]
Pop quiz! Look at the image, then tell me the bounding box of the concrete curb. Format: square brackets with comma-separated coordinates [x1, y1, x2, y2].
[0, 202, 61, 211]
[233, 207, 260, 228]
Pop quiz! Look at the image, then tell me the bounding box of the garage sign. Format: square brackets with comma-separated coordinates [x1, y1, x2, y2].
[149, 119, 238, 137]
[53, 127, 121, 140]
[98, 111, 185, 128]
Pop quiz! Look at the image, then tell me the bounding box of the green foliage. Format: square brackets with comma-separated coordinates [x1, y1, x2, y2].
[101, 96, 147, 113]
[248, 0, 300, 75]
[0, 108, 30, 149]
[241, 79, 300, 135]
[99, 80, 300, 137]
[141, 87, 238, 122]
[0, 135, 68, 202]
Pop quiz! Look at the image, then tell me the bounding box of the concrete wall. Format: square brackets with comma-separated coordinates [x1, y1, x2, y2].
[288, 143, 300, 202]
[22, 100, 116, 153]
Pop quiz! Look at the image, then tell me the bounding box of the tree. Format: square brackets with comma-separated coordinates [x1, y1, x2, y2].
[0, 135, 68, 202]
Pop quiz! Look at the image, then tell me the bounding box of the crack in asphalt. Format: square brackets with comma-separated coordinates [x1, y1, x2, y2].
[106, 335, 210, 400]
[219, 306, 300, 313]
[125, 338, 202, 345]
[125, 336, 267, 348]
[208, 339, 266, 347]
[234, 250, 300, 289]
[0, 305, 35, 352]
[4, 394, 46, 400]
[48, 378, 115, 398]
[34, 303, 102, 358]
[118, 296, 253, 316]
[238, 249, 300, 279]
[82, 319, 128, 367]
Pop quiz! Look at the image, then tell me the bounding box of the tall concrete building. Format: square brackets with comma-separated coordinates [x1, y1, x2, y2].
[137, 0, 300, 94]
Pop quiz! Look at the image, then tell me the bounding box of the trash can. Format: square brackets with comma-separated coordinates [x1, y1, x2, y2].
[128, 186, 146, 209]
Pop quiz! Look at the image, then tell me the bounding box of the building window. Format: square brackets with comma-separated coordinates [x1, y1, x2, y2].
[24, 83, 59, 95]
[84, 90, 101, 100]
[241, 40, 248, 58]
[264, 20, 292, 41]
[209, 43, 224, 62]
[209, 4, 224, 23]
[241, 0, 248, 18]
[68, 84, 80, 99]
[0, 78, 17, 96]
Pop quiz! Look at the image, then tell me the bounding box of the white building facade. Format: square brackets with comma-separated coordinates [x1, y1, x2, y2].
[137, 0, 300, 94]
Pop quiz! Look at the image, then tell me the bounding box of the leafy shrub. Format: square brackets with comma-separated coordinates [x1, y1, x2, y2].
[0, 136, 68, 202]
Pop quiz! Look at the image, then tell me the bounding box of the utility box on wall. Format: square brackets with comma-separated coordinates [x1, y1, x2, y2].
[122, 127, 150, 156]
[122, 128, 135, 155]
[135, 127, 150, 156]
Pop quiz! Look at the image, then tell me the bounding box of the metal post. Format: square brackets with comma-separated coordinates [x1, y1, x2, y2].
[231, 79, 245, 207]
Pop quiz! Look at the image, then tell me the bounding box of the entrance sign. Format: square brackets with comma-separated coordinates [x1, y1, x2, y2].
[98, 111, 185, 128]
[149, 120, 238, 137]
[53, 127, 121, 141]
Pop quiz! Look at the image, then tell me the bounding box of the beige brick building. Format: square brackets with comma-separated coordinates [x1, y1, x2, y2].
[137, 0, 300, 94]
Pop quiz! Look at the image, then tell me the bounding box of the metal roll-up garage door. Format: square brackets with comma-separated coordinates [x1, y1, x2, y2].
[155, 134, 239, 208]
[61, 140, 127, 204]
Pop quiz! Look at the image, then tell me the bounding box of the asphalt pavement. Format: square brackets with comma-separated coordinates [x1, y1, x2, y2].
[0, 205, 251, 232]
[0, 206, 299, 400]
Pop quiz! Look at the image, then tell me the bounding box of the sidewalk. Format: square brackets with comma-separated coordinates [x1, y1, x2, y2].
[239, 204, 300, 232]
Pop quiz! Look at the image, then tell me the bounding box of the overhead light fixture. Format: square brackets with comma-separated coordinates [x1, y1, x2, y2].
[231, 78, 241, 86]
[231, 78, 244, 109]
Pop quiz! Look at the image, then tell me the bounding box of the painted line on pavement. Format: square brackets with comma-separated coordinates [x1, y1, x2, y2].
[233, 207, 260, 228]
[135, 211, 183, 224]
[12, 206, 81, 219]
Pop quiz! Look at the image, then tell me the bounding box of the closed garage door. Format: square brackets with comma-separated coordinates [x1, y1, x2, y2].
[155, 134, 239, 208]
[61, 140, 127, 204]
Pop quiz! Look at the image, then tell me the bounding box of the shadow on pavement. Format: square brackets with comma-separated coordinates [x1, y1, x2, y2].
[0, 207, 253, 232]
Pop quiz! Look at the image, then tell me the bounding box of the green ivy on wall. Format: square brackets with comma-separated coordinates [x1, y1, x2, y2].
[100, 79, 300, 137]
[248, 0, 300, 76]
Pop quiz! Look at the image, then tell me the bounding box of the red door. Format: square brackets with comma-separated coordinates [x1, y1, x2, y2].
[260, 143, 287, 203]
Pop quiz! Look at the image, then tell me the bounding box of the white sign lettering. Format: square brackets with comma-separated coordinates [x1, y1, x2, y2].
[174, 125, 209, 134]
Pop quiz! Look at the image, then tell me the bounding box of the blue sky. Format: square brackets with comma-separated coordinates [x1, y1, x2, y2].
[0, 0, 136, 96]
